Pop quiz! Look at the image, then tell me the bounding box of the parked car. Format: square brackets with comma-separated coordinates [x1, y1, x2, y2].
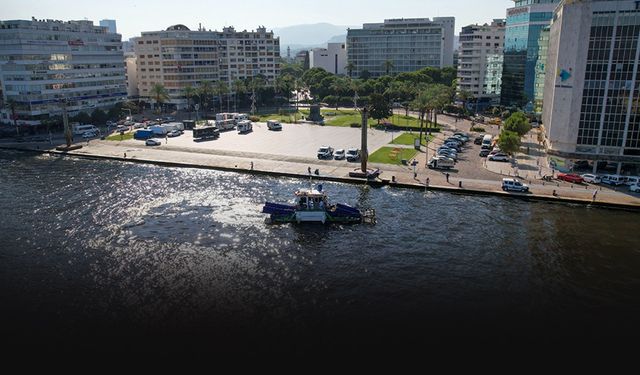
[479, 149, 490, 157]
[167, 130, 181, 137]
[267, 120, 282, 131]
[488, 153, 509, 162]
[334, 149, 346, 160]
[624, 176, 640, 186]
[427, 156, 455, 170]
[346, 149, 361, 162]
[445, 138, 464, 146]
[438, 150, 458, 161]
[82, 131, 97, 139]
[502, 178, 529, 193]
[145, 139, 161, 146]
[474, 136, 484, 145]
[444, 142, 461, 151]
[601, 174, 625, 186]
[630, 184, 640, 193]
[557, 173, 585, 184]
[317, 146, 334, 159]
[581, 174, 601, 184]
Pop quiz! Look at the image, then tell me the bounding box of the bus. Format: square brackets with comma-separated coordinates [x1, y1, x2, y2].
[193, 126, 220, 141]
[72, 124, 99, 136]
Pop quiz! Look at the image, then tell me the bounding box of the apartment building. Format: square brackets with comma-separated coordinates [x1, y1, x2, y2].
[457, 19, 506, 111]
[347, 17, 455, 78]
[134, 25, 280, 109]
[0, 18, 127, 125]
[542, 0, 640, 175]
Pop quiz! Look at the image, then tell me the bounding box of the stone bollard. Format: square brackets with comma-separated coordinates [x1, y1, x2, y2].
[392, 176, 396, 183]
[459, 181, 463, 188]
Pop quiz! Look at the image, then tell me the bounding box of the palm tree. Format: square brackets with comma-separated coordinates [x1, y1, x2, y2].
[411, 91, 432, 146]
[345, 62, 356, 78]
[232, 79, 245, 112]
[198, 81, 213, 117]
[432, 85, 454, 129]
[214, 80, 229, 114]
[150, 84, 169, 114]
[383, 60, 395, 76]
[183, 85, 196, 119]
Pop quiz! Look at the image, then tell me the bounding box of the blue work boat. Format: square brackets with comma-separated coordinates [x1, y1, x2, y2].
[262, 184, 376, 225]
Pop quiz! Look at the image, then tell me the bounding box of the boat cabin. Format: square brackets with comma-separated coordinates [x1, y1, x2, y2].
[295, 189, 328, 211]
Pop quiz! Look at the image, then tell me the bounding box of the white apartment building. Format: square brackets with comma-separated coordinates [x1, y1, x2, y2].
[347, 18, 455, 78]
[134, 25, 280, 109]
[309, 43, 347, 75]
[457, 19, 506, 108]
[542, 0, 640, 175]
[0, 18, 127, 125]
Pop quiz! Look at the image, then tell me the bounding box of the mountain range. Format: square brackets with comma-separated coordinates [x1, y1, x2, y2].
[273, 23, 354, 56]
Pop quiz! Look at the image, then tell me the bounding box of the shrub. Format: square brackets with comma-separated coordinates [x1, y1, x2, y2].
[470, 126, 486, 132]
[249, 115, 260, 122]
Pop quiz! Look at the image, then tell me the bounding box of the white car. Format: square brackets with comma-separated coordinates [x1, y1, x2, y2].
[502, 178, 529, 193]
[334, 149, 346, 160]
[82, 130, 99, 138]
[580, 174, 601, 184]
[630, 184, 640, 193]
[489, 153, 509, 162]
[167, 130, 181, 137]
[145, 139, 161, 146]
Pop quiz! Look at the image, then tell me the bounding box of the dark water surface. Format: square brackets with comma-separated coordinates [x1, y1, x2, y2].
[1, 150, 639, 353]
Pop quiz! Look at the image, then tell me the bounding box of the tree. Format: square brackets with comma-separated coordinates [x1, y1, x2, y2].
[183, 85, 196, 118]
[198, 81, 213, 116]
[498, 130, 522, 155]
[345, 62, 356, 78]
[383, 60, 395, 76]
[368, 93, 392, 125]
[504, 111, 532, 137]
[411, 90, 433, 144]
[232, 79, 245, 112]
[214, 80, 229, 113]
[150, 83, 169, 113]
[431, 84, 455, 130]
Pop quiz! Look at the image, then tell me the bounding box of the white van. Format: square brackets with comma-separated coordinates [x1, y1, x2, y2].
[502, 178, 529, 192]
[427, 156, 455, 170]
[601, 174, 625, 186]
[624, 176, 640, 186]
[237, 120, 253, 134]
[73, 124, 99, 136]
[481, 134, 493, 150]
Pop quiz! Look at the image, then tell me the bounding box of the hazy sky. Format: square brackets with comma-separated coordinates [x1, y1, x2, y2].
[4, 0, 514, 40]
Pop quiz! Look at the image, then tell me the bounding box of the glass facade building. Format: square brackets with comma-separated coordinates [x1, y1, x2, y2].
[501, 0, 559, 108]
[542, 0, 640, 175]
[533, 26, 550, 114]
[347, 18, 455, 78]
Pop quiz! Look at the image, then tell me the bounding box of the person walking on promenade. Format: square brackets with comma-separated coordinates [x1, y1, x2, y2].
[250, 161, 254, 170]
[308, 166, 312, 175]
[592, 190, 598, 202]
[445, 173, 450, 183]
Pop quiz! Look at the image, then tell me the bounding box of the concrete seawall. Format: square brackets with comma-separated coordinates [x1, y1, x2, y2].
[2, 144, 638, 212]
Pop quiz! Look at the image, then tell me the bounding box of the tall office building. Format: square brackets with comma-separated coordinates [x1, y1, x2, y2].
[0, 18, 127, 125]
[347, 17, 455, 78]
[533, 26, 550, 115]
[542, 0, 640, 175]
[99, 19, 117, 34]
[501, 0, 560, 108]
[457, 19, 506, 112]
[134, 25, 280, 109]
[309, 43, 347, 75]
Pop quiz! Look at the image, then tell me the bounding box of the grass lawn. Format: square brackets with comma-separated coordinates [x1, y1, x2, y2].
[390, 132, 434, 146]
[258, 112, 305, 123]
[106, 132, 134, 141]
[368, 147, 419, 165]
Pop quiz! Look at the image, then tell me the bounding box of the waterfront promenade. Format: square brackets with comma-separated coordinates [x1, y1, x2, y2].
[1, 123, 639, 210]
